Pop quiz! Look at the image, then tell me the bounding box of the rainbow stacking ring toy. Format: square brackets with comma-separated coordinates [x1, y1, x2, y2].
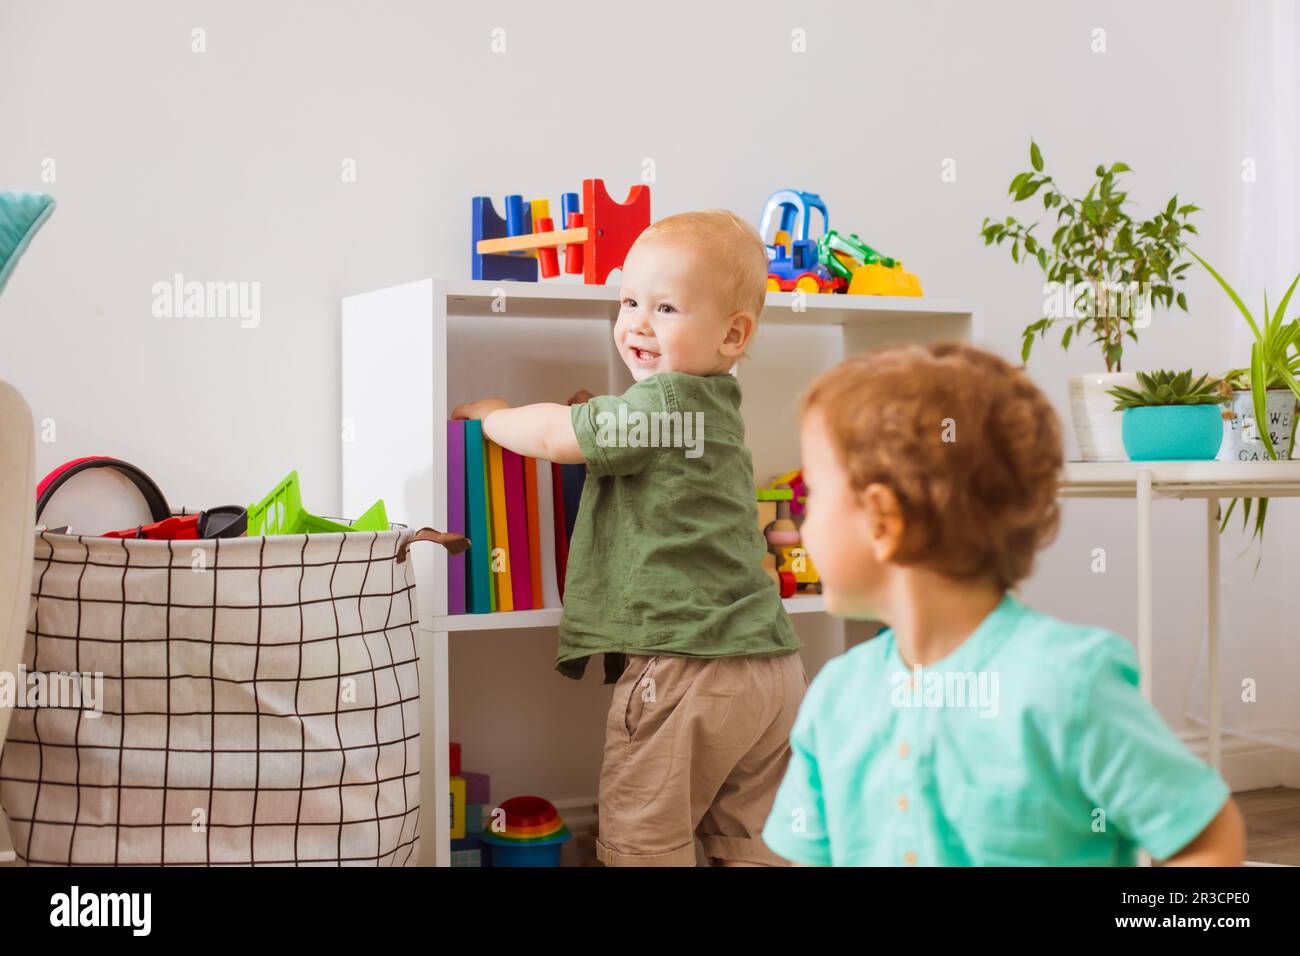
[480, 795, 572, 867]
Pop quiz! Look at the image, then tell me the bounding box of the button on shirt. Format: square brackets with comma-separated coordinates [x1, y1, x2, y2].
[761, 593, 1230, 866]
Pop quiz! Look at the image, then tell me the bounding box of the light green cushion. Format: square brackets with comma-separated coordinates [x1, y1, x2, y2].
[0, 191, 56, 296]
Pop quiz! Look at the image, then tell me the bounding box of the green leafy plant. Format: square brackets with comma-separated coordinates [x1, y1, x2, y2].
[1191, 254, 1300, 548]
[981, 140, 1200, 371]
[1192, 253, 1300, 460]
[1106, 369, 1225, 410]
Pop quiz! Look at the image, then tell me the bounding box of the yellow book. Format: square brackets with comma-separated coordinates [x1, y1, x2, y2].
[487, 439, 513, 611]
[448, 776, 467, 839]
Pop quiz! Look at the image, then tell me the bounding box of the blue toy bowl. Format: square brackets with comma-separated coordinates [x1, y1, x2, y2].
[486, 842, 565, 867]
[1121, 405, 1224, 461]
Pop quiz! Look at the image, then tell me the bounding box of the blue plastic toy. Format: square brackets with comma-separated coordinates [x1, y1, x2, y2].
[757, 189, 840, 293]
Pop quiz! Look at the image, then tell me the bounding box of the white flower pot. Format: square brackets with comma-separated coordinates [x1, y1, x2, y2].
[1068, 372, 1139, 461]
[1218, 389, 1299, 461]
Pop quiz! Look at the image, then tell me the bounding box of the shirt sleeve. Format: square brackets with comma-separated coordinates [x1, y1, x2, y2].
[570, 377, 670, 478]
[1072, 635, 1230, 862]
[762, 683, 832, 866]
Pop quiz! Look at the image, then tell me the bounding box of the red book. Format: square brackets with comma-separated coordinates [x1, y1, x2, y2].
[524, 458, 543, 603]
[502, 448, 534, 610]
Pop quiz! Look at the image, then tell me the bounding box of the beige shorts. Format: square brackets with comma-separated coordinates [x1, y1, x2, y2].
[595, 650, 808, 866]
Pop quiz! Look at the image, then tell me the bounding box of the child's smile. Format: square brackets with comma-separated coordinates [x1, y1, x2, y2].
[615, 237, 750, 381]
[629, 342, 661, 368]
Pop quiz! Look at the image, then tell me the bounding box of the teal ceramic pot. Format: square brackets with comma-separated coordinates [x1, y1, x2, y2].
[1121, 405, 1224, 461]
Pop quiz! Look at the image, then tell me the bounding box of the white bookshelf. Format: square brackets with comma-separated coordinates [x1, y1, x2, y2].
[342, 278, 980, 866]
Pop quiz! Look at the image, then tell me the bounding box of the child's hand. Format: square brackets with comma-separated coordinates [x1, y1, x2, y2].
[451, 397, 509, 421]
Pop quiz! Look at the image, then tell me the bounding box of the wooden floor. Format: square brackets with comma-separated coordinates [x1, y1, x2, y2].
[1238, 787, 1300, 865]
[4, 787, 1298, 866]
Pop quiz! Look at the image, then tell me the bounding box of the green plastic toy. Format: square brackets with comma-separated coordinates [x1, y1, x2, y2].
[247, 470, 388, 536]
[817, 230, 897, 281]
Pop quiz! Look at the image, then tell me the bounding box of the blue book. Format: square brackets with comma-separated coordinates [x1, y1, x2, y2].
[463, 420, 493, 613]
[560, 463, 585, 544]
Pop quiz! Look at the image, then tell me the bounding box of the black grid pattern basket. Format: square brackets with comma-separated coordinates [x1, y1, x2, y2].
[0, 525, 422, 866]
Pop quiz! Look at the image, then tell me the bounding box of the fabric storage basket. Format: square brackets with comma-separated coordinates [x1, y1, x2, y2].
[0, 523, 461, 866]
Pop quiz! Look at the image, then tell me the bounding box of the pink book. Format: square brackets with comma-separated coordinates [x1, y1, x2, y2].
[501, 448, 534, 610]
[446, 420, 466, 614]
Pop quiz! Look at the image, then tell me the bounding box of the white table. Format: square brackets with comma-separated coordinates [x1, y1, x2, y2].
[1060, 461, 1300, 770]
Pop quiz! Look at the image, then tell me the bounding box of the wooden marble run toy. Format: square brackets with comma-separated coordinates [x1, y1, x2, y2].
[758, 188, 923, 296]
[472, 178, 651, 285]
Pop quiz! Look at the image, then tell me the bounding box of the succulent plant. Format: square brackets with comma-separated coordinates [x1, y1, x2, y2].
[1107, 369, 1226, 410]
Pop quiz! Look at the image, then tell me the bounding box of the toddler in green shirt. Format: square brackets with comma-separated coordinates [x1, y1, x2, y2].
[454, 210, 805, 866]
[762, 342, 1245, 866]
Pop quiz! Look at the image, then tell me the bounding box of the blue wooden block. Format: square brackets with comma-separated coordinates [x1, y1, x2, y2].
[505, 194, 527, 237]
[560, 191, 580, 229]
[472, 196, 538, 282]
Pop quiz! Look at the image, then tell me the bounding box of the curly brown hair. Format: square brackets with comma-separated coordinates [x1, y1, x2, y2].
[799, 341, 1063, 590]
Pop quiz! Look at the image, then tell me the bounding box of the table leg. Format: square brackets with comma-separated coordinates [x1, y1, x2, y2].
[1137, 469, 1153, 701]
[1207, 498, 1222, 769]
[1136, 469, 1154, 868]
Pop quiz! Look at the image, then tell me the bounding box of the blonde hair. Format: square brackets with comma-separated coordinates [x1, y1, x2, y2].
[634, 209, 769, 323]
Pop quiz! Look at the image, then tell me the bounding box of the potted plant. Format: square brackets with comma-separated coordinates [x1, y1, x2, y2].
[1106, 370, 1226, 461]
[1191, 254, 1300, 463]
[1192, 254, 1300, 546]
[981, 140, 1200, 460]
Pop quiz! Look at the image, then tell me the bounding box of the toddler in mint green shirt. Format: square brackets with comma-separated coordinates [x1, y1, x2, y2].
[762, 342, 1244, 866]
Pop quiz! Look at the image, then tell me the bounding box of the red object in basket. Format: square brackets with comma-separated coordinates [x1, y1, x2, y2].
[450, 741, 461, 777]
[101, 515, 201, 540]
[100, 506, 248, 541]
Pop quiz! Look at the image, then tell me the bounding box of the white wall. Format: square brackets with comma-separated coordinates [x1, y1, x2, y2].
[0, 1, 1270, 762]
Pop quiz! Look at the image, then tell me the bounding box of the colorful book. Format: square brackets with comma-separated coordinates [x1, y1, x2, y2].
[447, 420, 466, 615]
[524, 458, 543, 603]
[483, 435, 495, 611]
[560, 463, 585, 543]
[502, 448, 533, 610]
[463, 421, 492, 614]
[487, 440, 513, 612]
[535, 462, 562, 608]
[551, 462, 570, 597]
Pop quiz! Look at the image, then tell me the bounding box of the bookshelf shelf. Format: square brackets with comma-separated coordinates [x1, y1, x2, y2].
[428, 593, 830, 633]
[342, 277, 979, 866]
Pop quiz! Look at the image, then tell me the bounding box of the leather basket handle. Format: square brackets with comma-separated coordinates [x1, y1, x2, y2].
[396, 527, 470, 564]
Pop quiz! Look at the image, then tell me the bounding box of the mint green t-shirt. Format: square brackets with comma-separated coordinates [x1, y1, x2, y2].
[762, 592, 1229, 866]
[556, 372, 800, 680]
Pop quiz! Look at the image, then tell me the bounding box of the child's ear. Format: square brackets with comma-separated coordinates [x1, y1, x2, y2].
[859, 483, 905, 562]
[719, 310, 756, 358]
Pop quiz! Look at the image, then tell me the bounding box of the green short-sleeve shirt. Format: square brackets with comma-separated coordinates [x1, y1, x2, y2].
[762, 592, 1229, 866]
[557, 372, 800, 680]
